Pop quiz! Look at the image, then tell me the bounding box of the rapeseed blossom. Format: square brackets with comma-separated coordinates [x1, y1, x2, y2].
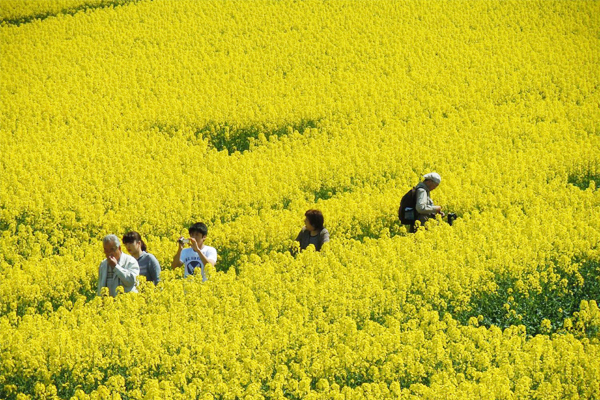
[1, 0, 599, 398]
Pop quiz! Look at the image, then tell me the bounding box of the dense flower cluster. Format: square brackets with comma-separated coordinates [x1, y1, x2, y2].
[1, 0, 599, 398]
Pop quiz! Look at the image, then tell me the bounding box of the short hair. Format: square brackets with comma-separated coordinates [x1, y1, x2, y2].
[103, 234, 120, 248]
[305, 209, 324, 231]
[188, 222, 208, 236]
[122, 231, 147, 252]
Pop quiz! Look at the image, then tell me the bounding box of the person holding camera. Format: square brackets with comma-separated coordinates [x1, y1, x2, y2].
[295, 209, 330, 252]
[413, 172, 444, 231]
[171, 222, 217, 281]
[123, 231, 161, 285]
[97, 234, 140, 297]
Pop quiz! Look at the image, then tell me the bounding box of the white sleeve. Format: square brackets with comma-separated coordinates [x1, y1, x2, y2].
[114, 257, 139, 286]
[206, 247, 217, 264]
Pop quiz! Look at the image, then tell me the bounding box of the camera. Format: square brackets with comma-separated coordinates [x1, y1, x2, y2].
[178, 238, 190, 244]
[447, 213, 457, 226]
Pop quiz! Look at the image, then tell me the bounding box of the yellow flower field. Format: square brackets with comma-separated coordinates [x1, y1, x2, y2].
[1, 0, 599, 398]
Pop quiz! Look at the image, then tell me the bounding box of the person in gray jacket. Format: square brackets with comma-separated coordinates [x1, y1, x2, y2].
[97, 234, 139, 297]
[123, 231, 161, 285]
[295, 209, 330, 251]
[412, 172, 445, 231]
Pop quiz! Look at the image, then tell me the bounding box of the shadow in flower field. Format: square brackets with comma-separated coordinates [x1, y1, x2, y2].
[456, 258, 600, 337]
[198, 119, 320, 154]
[151, 118, 321, 155]
[568, 167, 600, 191]
[0, 0, 142, 27]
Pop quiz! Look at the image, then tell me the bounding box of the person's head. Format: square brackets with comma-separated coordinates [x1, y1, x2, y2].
[122, 231, 146, 257]
[423, 172, 441, 191]
[304, 209, 324, 232]
[103, 234, 122, 260]
[188, 222, 208, 243]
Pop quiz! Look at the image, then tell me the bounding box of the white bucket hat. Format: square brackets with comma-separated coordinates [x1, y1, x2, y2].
[423, 172, 441, 184]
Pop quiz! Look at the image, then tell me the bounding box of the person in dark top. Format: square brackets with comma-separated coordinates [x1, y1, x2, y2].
[122, 231, 161, 285]
[295, 209, 330, 251]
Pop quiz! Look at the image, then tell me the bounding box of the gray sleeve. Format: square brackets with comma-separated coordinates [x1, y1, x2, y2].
[97, 262, 105, 296]
[320, 229, 330, 244]
[148, 254, 161, 285]
[415, 188, 435, 214]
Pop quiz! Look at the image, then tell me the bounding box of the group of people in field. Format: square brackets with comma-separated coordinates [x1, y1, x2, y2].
[98, 173, 445, 297]
[97, 210, 331, 297]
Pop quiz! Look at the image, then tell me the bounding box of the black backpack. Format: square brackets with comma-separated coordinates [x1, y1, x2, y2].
[398, 186, 418, 225]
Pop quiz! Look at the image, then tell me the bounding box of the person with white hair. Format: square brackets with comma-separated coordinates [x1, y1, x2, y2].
[413, 172, 444, 230]
[400, 172, 446, 232]
[97, 234, 140, 297]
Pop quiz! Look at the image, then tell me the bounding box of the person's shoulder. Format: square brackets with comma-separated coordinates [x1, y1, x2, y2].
[122, 253, 138, 264]
[146, 253, 161, 266]
[296, 227, 309, 239]
[320, 228, 330, 235]
[203, 245, 217, 254]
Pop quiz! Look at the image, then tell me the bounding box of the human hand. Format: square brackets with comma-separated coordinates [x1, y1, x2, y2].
[107, 256, 118, 268]
[189, 237, 201, 253]
[177, 237, 186, 251]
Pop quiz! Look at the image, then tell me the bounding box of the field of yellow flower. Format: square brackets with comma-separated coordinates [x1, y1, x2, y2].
[1, 0, 600, 398]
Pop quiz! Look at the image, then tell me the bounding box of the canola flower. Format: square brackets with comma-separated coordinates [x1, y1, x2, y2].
[1, 0, 600, 398]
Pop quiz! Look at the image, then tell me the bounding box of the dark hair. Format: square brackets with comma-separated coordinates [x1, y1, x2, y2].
[305, 209, 324, 231]
[122, 231, 147, 252]
[188, 222, 208, 236]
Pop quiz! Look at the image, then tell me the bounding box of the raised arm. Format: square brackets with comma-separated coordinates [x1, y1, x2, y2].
[171, 239, 184, 269]
[113, 258, 139, 287]
[190, 238, 215, 267]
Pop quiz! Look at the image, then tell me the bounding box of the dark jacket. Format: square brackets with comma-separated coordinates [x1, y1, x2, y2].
[295, 227, 330, 251]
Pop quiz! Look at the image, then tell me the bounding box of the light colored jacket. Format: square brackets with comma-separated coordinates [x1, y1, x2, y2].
[415, 182, 437, 216]
[97, 253, 139, 297]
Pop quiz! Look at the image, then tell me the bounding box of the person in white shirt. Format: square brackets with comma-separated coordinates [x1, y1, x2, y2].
[97, 234, 139, 296]
[171, 222, 217, 281]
